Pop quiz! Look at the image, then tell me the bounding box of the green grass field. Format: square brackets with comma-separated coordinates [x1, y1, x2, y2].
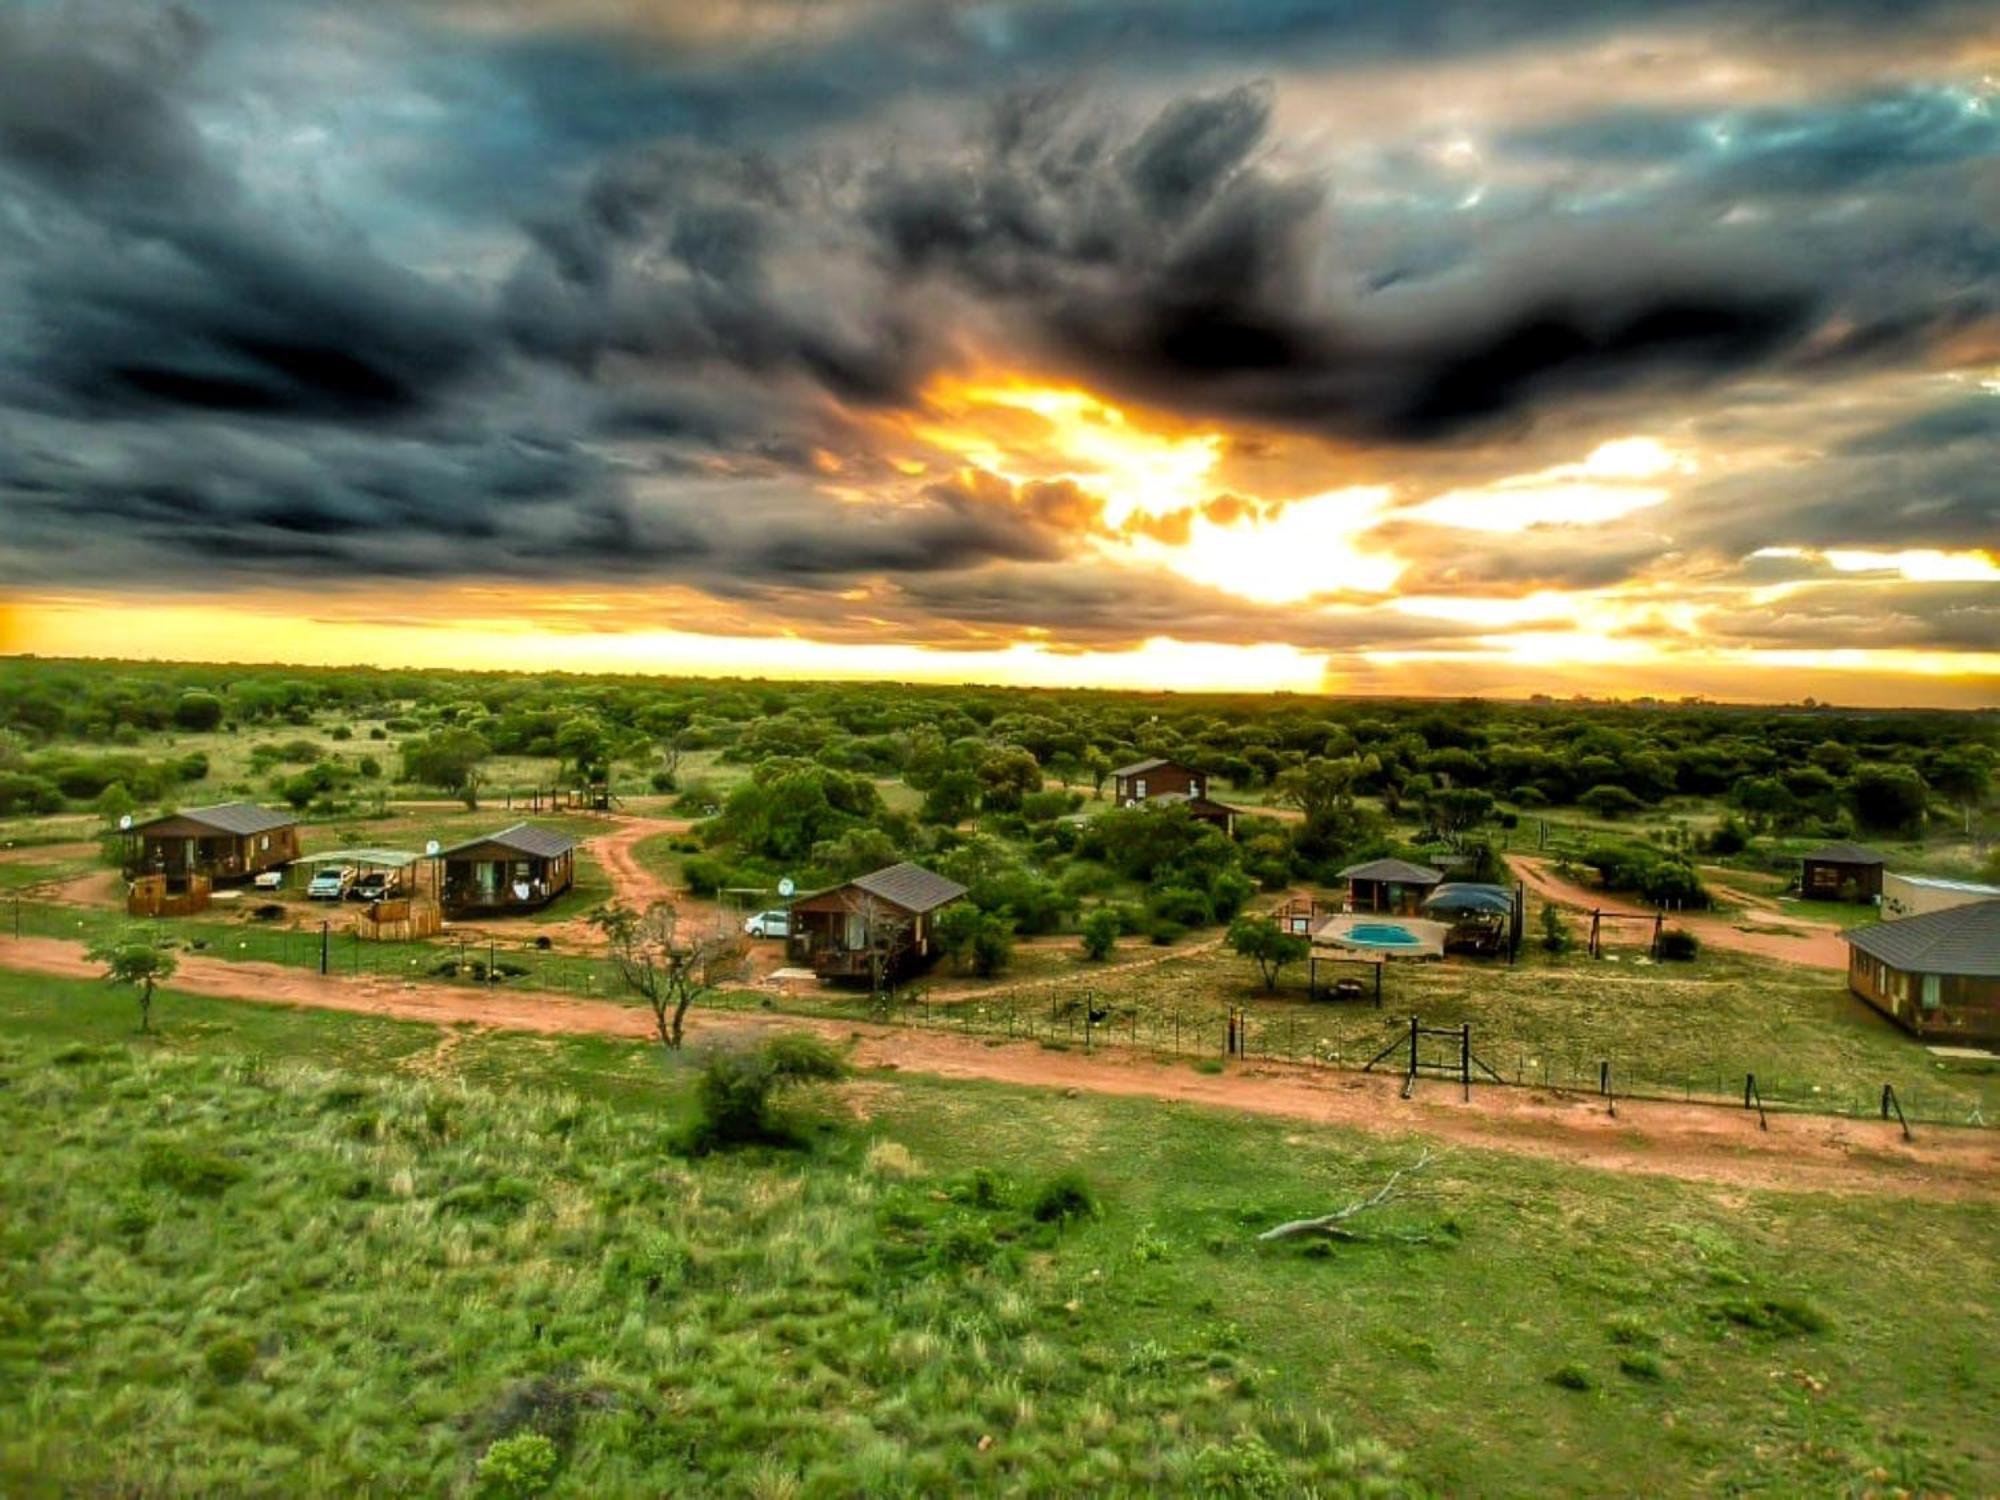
[0, 969, 1994, 1496]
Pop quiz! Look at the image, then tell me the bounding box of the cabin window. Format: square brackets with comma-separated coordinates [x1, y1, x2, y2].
[1135, 778, 1147, 798]
[1919, 973, 1941, 1012]
[1190, 777, 1201, 798]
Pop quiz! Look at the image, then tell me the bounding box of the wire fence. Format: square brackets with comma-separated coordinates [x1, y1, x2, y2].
[6, 894, 1992, 1131]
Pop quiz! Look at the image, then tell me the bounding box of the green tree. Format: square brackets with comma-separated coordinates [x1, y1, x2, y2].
[400, 728, 491, 807]
[554, 716, 611, 781]
[1849, 763, 1928, 836]
[171, 691, 225, 732]
[1080, 907, 1119, 960]
[87, 932, 178, 1032]
[1225, 915, 1309, 992]
[1929, 750, 1991, 835]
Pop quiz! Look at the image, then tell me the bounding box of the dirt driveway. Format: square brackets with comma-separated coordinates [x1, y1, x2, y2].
[4, 933, 1991, 1203]
[1511, 856, 1849, 971]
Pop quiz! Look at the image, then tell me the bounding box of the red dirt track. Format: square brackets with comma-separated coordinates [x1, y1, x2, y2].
[4, 933, 1992, 1204]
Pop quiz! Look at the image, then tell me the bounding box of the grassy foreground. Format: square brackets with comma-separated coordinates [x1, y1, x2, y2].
[0, 970, 1996, 1497]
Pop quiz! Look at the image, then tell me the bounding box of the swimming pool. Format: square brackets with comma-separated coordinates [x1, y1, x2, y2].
[1341, 923, 1426, 949]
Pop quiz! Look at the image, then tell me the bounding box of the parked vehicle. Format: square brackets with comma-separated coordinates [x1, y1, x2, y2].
[252, 870, 285, 891]
[347, 872, 398, 903]
[743, 909, 790, 939]
[306, 867, 355, 901]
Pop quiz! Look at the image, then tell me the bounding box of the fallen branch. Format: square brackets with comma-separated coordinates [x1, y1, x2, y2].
[1257, 1149, 1439, 1242]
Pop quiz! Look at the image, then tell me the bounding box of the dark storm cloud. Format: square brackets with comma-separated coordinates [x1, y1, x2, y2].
[1379, 524, 1677, 594]
[0, 12, 489, 426]
[1676, 445, 2000, 555]
[1701, 582, 2000, 652]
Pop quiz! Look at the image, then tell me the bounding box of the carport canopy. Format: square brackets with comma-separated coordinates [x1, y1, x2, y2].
[287, 849, 425, 870]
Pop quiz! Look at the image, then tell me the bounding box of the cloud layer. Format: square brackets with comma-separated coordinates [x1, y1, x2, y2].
[0, 0, 1994, 689]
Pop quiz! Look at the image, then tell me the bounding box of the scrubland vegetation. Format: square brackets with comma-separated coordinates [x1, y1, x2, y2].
[1, 972, 1996, 1496]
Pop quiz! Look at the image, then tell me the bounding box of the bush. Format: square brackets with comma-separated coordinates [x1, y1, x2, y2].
[1539, 903, 1572, 955]
[1028, 1171, 1098, 1224]
[1657, 928, 1701, 962]
[683, 1034, 847, 1153]
[475, 1432, 560, 1499]
[1548, 1362, 1594, 1391]
[1148, 884, 1214, 928]
[202, 1334, 258, 1384]
[138, 1139, 246, 1197]
[1079, 908, 1119, 961]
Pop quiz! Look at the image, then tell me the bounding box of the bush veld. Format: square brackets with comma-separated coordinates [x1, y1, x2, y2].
[1657, 928, 1701, 962]
[682, 1033, 847, 1153]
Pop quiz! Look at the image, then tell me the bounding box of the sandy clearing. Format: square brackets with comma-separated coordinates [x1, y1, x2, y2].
[1511, 856, 1848, 971]
[4, 933, 1992, 1203]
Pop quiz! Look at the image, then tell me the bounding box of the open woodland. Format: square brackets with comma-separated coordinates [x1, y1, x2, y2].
[1, 658, 1996, 1494]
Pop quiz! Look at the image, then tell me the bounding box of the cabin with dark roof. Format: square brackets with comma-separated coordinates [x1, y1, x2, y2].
[1111, 758, 1206, 805]
[125, 802, 300, 886]
[1800, 842, 1886, 902]
[1842, 899, 2000, 1044]
[786, 862, 968, 983]
[437, 823, 576, 916]
[1337, 858, 1444, 916]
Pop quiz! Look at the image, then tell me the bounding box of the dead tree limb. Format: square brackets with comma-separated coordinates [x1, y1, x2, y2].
[1256, 1149, 1439, 1242]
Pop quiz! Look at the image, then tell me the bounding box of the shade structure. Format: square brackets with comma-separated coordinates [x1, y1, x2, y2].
[1422, 883, 1515, 917]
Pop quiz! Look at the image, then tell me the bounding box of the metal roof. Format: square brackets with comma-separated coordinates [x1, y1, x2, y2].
[288, 848, 424, 868]
[133, 801, 296, 836]
[1844, 899, 2000, 978]
[1423, 883, 1515, 915]
[849, 862, 968, 914]
[437, 822, 577, 859]
[1337, 858, 1443, 884]
[1802, 842, 1886, 865]
[1888, 874, 2000, 895]
[1111, 756, 1178, 778]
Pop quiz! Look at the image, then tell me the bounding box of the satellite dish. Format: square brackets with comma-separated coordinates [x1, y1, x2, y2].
[778, 877, 795, 898]
[424, 839, 441, 856]
[118, 814, 133, 830]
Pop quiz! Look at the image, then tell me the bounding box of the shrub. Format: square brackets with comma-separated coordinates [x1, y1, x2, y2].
[1192, 1436, 1289, 1498]
[203, 1334, 257, 1384]
[1539, 904, 1572, 954]
[138, 1140, 245, 1197]
[1712, 1295, 1827, 1336]
[1618, 1351, 1665, 1381]
[1079, 908, 1119, 960]
[475, 1433, 560, 1499]
[1148, 884, 1214, 928]
[1548, 1362, 1594, 1391]
[683, 1033, 847, 1153]
[1028, 1170, 1097, 1224]
[1657, 928, 1701, 962]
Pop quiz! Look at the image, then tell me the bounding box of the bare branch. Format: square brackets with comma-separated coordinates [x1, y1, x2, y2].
[1256, 1149, 1439, 1242]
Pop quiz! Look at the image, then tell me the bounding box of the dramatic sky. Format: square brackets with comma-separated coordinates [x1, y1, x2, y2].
[1, 1, 1997, 703]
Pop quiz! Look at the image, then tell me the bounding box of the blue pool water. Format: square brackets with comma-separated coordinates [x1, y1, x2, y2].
[1343, 923, 1424, 949]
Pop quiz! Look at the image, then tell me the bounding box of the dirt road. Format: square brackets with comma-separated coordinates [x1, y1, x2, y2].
[1511, 856, 1848, 971]
[5, 934, 1991, 1203]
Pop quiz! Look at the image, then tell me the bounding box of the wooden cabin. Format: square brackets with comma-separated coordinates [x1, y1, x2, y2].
[125, 803, 299, 887]
[1800, 842, 1885, 902]
[1111, 758, 1206, 805]
[438, 823, 576, 917]
[787, 862, 968, 983]
[1336, 858, 1443, 916]
[1843, 899, 2000, 1044]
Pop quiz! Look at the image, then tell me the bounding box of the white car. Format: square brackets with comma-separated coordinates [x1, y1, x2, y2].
[252, 870, 285, 891]
[743, 910, 790, 939]
[306, 867, 355, 901]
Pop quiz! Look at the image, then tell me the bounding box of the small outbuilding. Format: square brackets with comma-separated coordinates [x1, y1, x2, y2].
[787, 861, 967, 983]
[1842, 899, 2000, 1045]
[125, 802, 300, 886]
[1800, 842, 1886, 902]
[1111, 758, 1208, 805]
[1337, 858, 1444, 916]
[437, 823, 576, 916]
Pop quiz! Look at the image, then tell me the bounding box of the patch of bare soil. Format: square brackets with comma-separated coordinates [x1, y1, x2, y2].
[1512, 856, 1848, 971]
[4, 933, 1990, 1203]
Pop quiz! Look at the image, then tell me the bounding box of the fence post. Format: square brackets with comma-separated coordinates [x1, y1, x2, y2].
[1460, 1022, 1470, 1101]
[319, 920, 329, 976]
